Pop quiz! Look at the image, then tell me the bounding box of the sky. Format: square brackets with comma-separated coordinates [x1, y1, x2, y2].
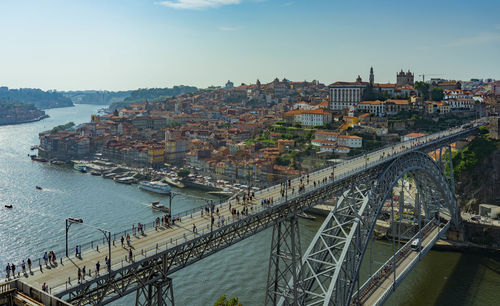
[0, 0, 499, 91]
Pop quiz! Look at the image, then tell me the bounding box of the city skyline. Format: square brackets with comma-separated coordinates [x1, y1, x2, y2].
[0, 0, 499, 91]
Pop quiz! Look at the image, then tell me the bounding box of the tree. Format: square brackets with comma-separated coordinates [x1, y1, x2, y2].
[215, 295, 242, 306]
[431, 87, 444, 101]
[177, 169, 190, 178]
[414, 81, 430, 100]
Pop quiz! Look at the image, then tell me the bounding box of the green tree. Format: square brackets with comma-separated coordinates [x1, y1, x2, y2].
[215, 295, 242, 306]
[177, 169, 190, 178]
[431, 87, 444, 101]
[414, 81, 430, 100]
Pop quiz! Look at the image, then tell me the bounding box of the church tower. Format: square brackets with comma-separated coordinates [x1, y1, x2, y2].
[369, 67, 374, 86]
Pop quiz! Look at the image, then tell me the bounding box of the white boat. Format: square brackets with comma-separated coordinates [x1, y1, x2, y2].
[298, 213, 317, 220]
[74, 163, 87, 173]
[139, 181, 171, 194]
[115, 176, 136, 184]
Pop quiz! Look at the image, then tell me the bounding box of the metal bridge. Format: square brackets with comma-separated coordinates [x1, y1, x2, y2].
[1, 122, 485, 305]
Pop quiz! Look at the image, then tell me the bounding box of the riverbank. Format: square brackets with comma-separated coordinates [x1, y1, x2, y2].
[0, 114, 50, 126]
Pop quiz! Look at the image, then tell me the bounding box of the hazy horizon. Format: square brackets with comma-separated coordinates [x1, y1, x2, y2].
[1, 0, 499, 91]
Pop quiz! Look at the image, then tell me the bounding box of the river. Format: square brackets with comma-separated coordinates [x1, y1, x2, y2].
[0, 104, 498, 305]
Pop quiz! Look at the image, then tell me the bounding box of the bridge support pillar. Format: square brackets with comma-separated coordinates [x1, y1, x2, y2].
[265, 216, 303, 306]
[135, 277, 174, 306]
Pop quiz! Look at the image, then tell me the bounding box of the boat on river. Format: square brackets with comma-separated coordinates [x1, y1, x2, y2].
[74, 163, 87, 173]
[151, 201, 170, 213]
[298, 213, 317, 220]
[139, 181, 171, 194]
[164, 177, 184, 188]
[114, 176, 136, 184]
[35, 186, 42, 190]
[4, 204, 13, 209]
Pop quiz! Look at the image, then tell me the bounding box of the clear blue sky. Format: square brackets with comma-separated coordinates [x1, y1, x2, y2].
[0, 0, 499, 91]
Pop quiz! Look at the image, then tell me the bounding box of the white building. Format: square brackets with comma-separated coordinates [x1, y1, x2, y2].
[337, 135, 362, 148]
[284, 109, 332, 127]
[329, 81, 367, 111]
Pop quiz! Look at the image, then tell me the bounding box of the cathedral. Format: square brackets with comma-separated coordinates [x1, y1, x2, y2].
[396, 70, 414, 87]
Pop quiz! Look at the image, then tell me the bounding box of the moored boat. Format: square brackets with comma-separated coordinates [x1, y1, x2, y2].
[73, 163, 87, 173]
[139, 181, 171, 194]
[114, 176, 136, 184]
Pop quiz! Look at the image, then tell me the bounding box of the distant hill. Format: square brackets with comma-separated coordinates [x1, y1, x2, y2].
[62, 90, 132, 105]
[109, 85, 198, 110]
[0, 86, 73, 109]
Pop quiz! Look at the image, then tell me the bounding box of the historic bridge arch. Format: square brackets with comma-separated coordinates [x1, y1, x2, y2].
[271, 150, 459, 306]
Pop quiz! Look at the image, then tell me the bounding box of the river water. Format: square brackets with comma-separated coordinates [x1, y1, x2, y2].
[0, 104, 498, 305]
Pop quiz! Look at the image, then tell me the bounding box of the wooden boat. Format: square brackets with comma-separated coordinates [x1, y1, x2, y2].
[151, 201, 170, 213]
[5, 205, 13, 209]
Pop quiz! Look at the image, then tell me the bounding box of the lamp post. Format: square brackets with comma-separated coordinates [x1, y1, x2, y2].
[65, 218, 112, 269]
[167, 192, 182, 219]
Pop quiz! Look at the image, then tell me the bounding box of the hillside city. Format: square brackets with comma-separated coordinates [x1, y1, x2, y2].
[36, 68, 500, 187]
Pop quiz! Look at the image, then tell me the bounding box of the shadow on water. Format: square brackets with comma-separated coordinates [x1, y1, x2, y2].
[434, 251, 500, 306]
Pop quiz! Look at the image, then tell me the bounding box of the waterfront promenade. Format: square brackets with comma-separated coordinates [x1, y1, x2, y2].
[1, 122, 482, 302]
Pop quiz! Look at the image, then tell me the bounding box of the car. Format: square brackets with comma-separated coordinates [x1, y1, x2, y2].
[411, 238, 421, 251]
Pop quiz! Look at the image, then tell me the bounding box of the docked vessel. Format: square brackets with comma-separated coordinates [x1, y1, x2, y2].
[151, 201, 170, 213]
[164, 177, 184, 188]
[139, 181, 171, 194]
[114, 176, 136, 184]
[74, 163, 87, 173]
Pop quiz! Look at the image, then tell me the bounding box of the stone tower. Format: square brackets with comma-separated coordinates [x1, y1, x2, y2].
[369, 67, 374, 86]
[397, 69, 414, 87]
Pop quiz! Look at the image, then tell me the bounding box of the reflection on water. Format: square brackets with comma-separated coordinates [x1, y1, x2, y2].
[0, 105, 498, 305]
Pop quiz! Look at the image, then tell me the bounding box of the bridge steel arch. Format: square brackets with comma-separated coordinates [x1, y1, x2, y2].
[297, 150, 459, 306]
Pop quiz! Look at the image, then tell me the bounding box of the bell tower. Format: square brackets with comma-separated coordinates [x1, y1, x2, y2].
[369, 67, 374, 86]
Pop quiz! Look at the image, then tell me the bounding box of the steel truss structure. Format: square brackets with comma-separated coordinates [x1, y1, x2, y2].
[266, 216, 304, 305]
[55, 127, 474, 305]
[287, 151, 459, 306]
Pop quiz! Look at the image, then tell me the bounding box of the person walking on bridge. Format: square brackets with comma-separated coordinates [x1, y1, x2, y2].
[95, 261, 100, 276]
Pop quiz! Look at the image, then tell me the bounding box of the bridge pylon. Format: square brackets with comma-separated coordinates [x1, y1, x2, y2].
[135, 277, 174, 306]
[265, 216, 304, 306]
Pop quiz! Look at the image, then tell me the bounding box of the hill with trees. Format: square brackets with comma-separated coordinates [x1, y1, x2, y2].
[0, 86, 73, 109]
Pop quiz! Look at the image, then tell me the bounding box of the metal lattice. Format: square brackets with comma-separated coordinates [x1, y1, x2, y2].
[266, 216, 304, 305]
[298, 151, 459, 306]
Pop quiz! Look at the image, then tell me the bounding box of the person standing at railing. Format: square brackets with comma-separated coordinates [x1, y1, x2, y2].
[5, 263, 10, 279]
[129, 249, 133, 262]
[43, 251, 48, 266]
[82, 266, 86, 280]
[78, 267, 82, 283]
[27, 258, 31, 274]
[21, 260, 26, 274]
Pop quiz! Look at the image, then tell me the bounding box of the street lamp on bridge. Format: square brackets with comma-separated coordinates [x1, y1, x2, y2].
[65, 218, 112, 268]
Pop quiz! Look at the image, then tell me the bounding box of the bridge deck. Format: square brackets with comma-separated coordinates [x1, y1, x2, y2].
[2, 124, 480, 302]
[359, 224, 442, 306]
